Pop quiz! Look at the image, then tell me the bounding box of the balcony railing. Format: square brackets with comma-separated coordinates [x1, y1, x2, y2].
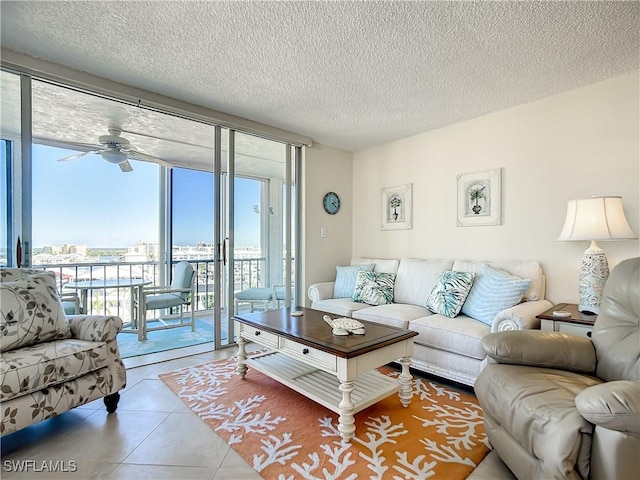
[34, 258, 269, 323]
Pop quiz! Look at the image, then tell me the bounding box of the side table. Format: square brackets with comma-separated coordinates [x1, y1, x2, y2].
[537, 303, 596, 339]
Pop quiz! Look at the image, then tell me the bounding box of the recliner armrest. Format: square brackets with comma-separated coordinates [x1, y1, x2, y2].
[491, 299, 553, 332]
[69, 315, 123, 342]
[575, 380, 640, 438]
[308, 282, 335, 302]
[481, 330, 597, 374]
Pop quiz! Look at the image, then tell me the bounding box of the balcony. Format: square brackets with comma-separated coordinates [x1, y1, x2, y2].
[36, 258, 269, 324]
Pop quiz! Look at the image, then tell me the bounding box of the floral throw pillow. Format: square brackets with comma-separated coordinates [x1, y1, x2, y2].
[0, 270, 72, 352]
[426, 271, 476, 318]
[352, 271, 396, 306]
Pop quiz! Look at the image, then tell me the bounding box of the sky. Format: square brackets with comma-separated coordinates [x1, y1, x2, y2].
[32, 144, 261, 248]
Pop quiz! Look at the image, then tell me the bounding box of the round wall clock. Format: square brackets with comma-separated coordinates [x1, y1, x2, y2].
[323, 192, 340, 215]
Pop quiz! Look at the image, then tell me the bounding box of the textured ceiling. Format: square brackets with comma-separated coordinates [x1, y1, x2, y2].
[1, 1, 639, 152]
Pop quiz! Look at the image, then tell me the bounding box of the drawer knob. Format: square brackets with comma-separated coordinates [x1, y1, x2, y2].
[587, 331, 592, 338]
[302, 348, 309, 355]
[255, 330, 261, 336]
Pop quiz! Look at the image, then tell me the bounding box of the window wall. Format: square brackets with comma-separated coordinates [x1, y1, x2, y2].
[1, 67, 302, 354]
[0, 70, 21, 267]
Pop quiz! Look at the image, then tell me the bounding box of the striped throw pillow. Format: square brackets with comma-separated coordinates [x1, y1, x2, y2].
[426, 271, 476, 318]
[461, 264, 531, 326]
[352, 271, 396, 306]
[333, 264, 375, 298]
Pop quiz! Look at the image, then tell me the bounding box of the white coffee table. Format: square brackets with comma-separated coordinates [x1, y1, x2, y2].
[234, 307, 417, 442]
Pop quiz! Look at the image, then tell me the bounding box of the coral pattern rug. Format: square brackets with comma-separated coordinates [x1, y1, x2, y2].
[159, 356, 490, 479]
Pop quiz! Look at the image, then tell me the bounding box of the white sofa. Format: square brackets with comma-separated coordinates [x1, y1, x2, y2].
[308, 258, 553, 386]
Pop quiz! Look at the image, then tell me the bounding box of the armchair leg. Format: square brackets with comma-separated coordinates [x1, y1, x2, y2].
[104, 392, 120, 413]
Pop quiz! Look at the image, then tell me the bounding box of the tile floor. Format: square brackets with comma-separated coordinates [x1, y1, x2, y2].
[1, 344, 261, 480]
[1, 344, 514, 480]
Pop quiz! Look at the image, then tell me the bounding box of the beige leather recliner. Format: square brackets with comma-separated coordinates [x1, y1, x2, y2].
[475, 257, 639, 480]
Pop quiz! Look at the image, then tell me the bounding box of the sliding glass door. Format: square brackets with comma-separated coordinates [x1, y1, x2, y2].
[227, 131, 296, 314]
[1, 68, 301, 357]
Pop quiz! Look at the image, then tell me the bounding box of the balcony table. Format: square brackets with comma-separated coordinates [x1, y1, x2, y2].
[63, 278, 152, 333]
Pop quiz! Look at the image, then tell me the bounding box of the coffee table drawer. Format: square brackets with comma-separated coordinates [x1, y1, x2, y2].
[281, 338, 336, 372]
[238, 324, 279, 348]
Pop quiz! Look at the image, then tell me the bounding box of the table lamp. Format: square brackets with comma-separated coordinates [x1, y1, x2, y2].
[558, 196, 636, 314]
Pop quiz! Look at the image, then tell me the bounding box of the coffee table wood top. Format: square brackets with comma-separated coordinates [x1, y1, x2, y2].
[233, 307, 417, 359]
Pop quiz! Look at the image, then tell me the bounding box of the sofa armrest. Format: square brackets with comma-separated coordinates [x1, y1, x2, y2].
[481, 330, 597, 374]
[575, 380, 640, 437]
[69, 315, 123, 342]
[491, 299, 553, 332]
[308, 282, 335, 302]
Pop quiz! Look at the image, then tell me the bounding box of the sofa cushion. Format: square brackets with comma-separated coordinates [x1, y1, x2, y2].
[452, 260, 544, 301]
[311, 298, 372, 317]
[0, 270, 71, 352]
[0, 338, 109, 401]
[235, 287, 272, 301]
[352, 272, 396, 306]
[410, 314, 490, 360]
[426, 271, 475, 318]
[461, 264, 531, 326]
[351, 258, 400, 274]
[393, 258, 453, 306]
[146, 293, 192, 310]
[353, 303, 431, 330]
[333, 264, 374, 298]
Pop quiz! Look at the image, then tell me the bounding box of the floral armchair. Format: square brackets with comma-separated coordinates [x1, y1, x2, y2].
[0, 268, 126, 436]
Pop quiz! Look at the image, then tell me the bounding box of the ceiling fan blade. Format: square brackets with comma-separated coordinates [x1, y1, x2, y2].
[57, 150, 102, 162]
[119, 160, 133, 173]
[127, 149, 173, 168]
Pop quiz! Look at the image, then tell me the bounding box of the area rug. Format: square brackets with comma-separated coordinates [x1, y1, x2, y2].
[117, 319, 219, 358]
[159, 356, 490, 479]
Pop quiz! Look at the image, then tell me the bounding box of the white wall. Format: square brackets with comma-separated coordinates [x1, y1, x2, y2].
[302, 142, 353, 304]
[352, 72, 640, 304]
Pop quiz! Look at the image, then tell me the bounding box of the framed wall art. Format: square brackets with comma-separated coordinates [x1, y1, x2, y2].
[457, 168, 502, 226]
[382, 183, 413, 230]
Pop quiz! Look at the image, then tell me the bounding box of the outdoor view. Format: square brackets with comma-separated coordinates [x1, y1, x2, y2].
[2, 70, 297, 357]
[30, 143, 272, 321]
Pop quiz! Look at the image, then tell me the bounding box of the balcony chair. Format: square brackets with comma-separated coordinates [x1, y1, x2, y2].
[272, 283, 290, 309]
[475, 257, 639, 480]
[136, 261, 196, 341]
[60, 291, 82, 314]
[234, 287, 273, 312]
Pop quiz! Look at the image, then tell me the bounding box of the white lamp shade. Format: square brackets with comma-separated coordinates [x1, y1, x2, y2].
[558, 196, 636, 241]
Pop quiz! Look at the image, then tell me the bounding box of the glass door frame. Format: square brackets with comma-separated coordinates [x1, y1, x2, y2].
[3, 67, 303, 354]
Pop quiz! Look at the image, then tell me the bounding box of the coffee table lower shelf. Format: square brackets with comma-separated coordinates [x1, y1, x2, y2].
[246, 350, 400, 415]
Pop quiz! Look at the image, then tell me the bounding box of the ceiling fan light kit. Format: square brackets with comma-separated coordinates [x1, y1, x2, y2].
[101, 149, 127, 164]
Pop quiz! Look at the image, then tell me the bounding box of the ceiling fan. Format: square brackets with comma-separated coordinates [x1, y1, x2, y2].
[57, 128, 173, 172]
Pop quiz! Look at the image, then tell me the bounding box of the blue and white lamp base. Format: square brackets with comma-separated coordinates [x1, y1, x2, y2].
[578, 241, 609, 315]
